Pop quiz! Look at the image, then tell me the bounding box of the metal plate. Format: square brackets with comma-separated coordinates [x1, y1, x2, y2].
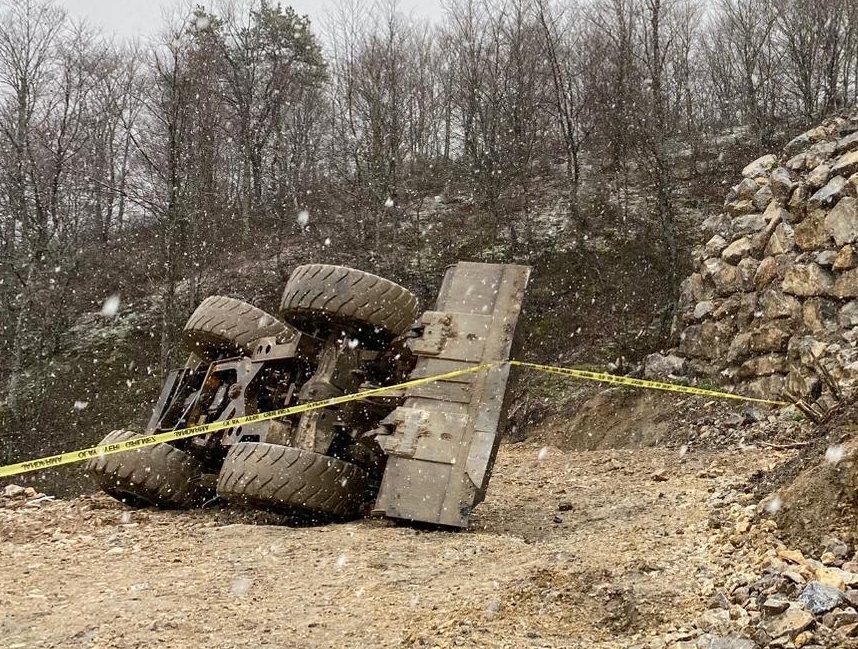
[374, 262, 530, 527]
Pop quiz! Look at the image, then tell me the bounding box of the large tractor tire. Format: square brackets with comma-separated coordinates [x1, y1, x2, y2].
[217, 442, 366, 519]
[86, 430, 210, 508]
[183, 295, 292, 361]
[279, 264, 419, 348]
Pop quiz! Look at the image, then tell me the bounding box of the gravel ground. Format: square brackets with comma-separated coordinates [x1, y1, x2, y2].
[0, 441, 794, 649]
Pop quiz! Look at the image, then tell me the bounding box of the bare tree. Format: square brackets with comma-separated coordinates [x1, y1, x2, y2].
[710, 0, 784, 144]
[0, 0, 64, 422]
[215, 0, 326, 236]
[535, 0, 597, 204]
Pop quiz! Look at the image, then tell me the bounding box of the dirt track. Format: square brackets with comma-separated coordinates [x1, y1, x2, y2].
[0, 442, 785, 649]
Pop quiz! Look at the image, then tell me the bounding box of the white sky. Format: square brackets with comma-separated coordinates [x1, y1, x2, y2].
[58, 0, 445, 40]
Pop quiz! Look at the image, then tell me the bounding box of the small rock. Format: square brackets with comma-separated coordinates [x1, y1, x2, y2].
[698, 609, 731, 634]
[825, 566, 858, 587]
[724, 413, 745, 427]
[771, 167, 796, 199]
[842, 589, 858, 608]
[815, 566, 846, 590]
[3, 484, 25, 498]
[667, 641, 694, 649]
[644, 353, 687, 379]
[732, 586, 750, 605]
[558, 501, 573, 512]
[833, 245, 858, 271]
[733, 213, 766, 236]
[839, 622, 858, 638]
[785, 133, 811, 156]
[825, 607, 858, 628]
[837, 130, 858, 153]
[821, 551, 838, 566]
[748, 626, 772, 647]
[778, 548, 808, 565]
[798, 581, 843, 615]
[705, 235, 729, 257]
[743, 154, 777, 178]
[833, 149, 858, 178]
[736, 177, 759, 199]
[794, 630, 814, 648]
[709, 591, 731, 610]
[807, 163, 831, 188]
[787, 152, 808, 171]
[808, 175, 848, 209]
[753, 184, 773, 211]
[552, 515, 563, 524]
[697, 636, 757, 649]
[761, 606, 814, 639]
[651, 468, 669, 482]
[703, 214, 733, 239]
[762, 598, 790, 615]
[825, 537, 850, 559]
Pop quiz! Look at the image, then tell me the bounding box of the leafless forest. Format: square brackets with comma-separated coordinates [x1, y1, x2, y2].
[1, 0, 858, 468]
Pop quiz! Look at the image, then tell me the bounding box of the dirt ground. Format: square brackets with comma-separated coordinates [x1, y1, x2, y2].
[0, 439, 795, 649]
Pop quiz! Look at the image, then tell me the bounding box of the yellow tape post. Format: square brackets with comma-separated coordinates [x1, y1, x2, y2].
[0, 360, 789, 479]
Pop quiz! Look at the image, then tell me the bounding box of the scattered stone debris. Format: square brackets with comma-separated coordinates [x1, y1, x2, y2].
[638, 494, 858, 649]
[1, 483, 51, 509]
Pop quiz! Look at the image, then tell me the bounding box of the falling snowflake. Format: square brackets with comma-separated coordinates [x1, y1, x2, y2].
[484, 598, 502, 618]
[347, 338, 359, 350]
[764, 496, 783, 515]
[679, 445, 688, 458]
[230, 576, 253, 596]
[324, 238, 331, 246]
[73, 400, 89, 411]
[537, 447, 550, 461]
[825, 444, 846, 465]
[384, 197, 394, 208]
[101, 294, 120, 317]
[195, 15, 210, 30]
[297, 210, 310, 226]
[335, 553, 348, 569]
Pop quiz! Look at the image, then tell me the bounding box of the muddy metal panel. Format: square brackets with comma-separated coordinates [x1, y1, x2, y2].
[373, 262, 530, 527]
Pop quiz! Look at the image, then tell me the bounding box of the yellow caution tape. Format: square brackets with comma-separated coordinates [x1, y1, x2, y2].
[510, 361, 789, 406]
[0, 359, 789, 479]
[0, 363, 496, 479]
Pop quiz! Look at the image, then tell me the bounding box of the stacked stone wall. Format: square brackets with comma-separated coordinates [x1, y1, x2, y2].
[676, 114, 858, 398]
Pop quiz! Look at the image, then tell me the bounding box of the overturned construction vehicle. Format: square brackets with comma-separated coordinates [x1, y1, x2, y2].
[87, 262, 529, 527]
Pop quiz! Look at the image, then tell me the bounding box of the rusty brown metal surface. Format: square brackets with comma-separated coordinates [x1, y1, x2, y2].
[373, 262, 530, 527]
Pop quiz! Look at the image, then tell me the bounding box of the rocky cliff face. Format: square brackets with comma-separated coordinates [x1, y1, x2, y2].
[676, 113, 858, 398]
